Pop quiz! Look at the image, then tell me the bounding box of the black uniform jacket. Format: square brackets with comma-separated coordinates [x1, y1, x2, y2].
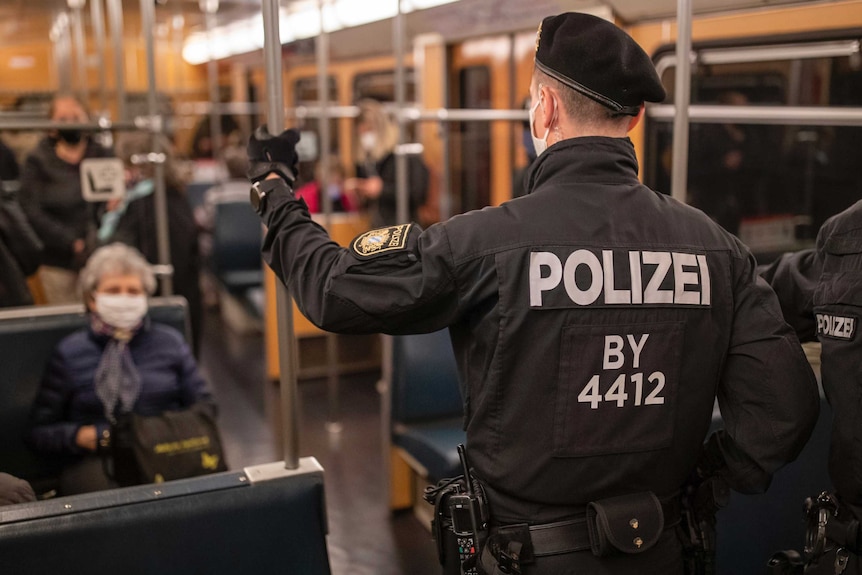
[761, 200, 862, 504]
[262, 136, 819, 524]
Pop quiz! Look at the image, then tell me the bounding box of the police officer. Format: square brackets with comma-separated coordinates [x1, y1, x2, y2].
[248, 13, 819, 574]
[761, 201, 862, 574]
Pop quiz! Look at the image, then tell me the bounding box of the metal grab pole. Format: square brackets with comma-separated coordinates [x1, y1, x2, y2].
[71, 7, 88, 104]
[317, 0, 341, 434]
[262, 0, 300, 471]
[439, 61, 452, 220]
[140, 0, 173, 297]
[671, 0, 693, 202]
[394, 0, 409, 225]
[107, 0, 127, 122]
[205, 6, 223, 164]
[90, 0, 109, 115]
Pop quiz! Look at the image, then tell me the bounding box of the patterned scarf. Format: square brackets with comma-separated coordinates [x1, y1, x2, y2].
[92, 315, 143, 423]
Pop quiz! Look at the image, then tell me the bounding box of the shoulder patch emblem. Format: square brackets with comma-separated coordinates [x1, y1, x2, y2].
[351, 224, 413, 258]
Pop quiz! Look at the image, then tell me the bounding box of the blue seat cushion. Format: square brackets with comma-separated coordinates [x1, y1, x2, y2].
[219, 270, 264, 294]
[393, 417, 465, 482]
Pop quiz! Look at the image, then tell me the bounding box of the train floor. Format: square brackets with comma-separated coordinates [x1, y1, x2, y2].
[198, 306, 440, 575]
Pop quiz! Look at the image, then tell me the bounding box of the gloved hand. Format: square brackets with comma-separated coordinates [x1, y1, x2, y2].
[247, 126, 301, 185]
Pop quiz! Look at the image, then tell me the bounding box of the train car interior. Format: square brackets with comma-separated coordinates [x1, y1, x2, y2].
[0, 0, 860, 573]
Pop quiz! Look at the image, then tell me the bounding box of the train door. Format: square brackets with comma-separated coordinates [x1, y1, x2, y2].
[449, 35, 518, 212]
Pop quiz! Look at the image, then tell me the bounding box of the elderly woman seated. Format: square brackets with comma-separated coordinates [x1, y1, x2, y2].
[28, 243, 217, 495]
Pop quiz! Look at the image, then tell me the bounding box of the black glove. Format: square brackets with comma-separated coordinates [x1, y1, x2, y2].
[247, 126, 301, 185]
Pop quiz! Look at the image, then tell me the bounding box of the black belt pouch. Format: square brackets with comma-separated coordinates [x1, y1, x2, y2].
[587, 491, 664, 557]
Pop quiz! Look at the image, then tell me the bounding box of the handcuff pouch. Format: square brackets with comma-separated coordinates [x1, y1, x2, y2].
[587, 491, 664, 557]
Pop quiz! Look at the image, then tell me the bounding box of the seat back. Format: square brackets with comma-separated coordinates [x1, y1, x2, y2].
[0, 460, 331, 575]
[212, 199, 263, 292]
[0, 297, 190, 483]
[714, 397, 833, 574]
[391, 329, 463, 424]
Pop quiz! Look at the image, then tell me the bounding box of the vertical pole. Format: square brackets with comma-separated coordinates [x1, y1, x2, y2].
[71, 7, 88, 104]
[317, 0, 341, 434]
[439, 120, 451, 220]
[53, 19, 73, 93]
[393, 0, 409, 224]
[107, 0, 127, 122]
[172, 13, 185, 94]
[90, 0, 109, 115]
[439, 55, 452, 221]
[671, 0, 692, 202]
[140, 0, 173, 296]
[263, 0, 300, 471]
[205, 8, 222, 163]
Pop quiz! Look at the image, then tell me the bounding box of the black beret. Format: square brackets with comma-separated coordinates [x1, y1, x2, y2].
[535, 12, 666, 115]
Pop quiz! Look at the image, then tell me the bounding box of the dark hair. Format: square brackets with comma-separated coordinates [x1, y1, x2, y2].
[534, 69, 631, 128]
[115, 132, 186, 193]
[48, 93, 90, 120]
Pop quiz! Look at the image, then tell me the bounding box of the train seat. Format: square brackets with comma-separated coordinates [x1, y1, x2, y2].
[0, 459, 331, 575]
[714, 393, 832, 574]
[0, 298, 191, 492]
[390, 329, 465, 499]
[185, 181, 215, 212]
[211, 199, 264, 296]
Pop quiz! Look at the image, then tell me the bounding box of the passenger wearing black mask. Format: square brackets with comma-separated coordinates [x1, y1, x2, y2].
[20, 94, 111, 304]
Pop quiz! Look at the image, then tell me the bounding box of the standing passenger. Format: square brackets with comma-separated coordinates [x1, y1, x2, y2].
[344, 99, 429, 226]
[760, 200, 862, 574]
[19, 95, 111, 304]
[247, 13, 819, 574]
[103, 132, 203, 356]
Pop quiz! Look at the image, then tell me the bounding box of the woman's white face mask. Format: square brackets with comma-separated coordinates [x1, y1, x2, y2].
[529, 87, 554, 157]
[95, 294, 148, 331]
[360, 132, 377, 153]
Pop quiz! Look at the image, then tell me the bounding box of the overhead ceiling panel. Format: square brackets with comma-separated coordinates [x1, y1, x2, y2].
[600, 0, 827, 24]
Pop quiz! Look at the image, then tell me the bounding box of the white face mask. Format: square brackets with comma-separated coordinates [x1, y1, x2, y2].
[529, 90, 553, 157]
[360, 132, 377, 152]
[94, 293, 148, 331]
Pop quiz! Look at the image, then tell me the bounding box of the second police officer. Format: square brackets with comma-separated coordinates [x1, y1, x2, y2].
[761, 200, 862, 575]
[247, 13, 820, 575]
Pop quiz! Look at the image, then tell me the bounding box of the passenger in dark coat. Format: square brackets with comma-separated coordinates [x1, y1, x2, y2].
[246, 13, 819, 574]
[0, 140, 20, 195]
[28, 244, 213, 495]
[104, 132, 203, 356]
[18, 95, 111, 303]
[0, 191, 42, 307]
[344, 99, 429, 226]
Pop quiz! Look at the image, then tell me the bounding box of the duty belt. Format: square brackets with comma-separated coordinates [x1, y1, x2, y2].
[488, 497, 681, 557]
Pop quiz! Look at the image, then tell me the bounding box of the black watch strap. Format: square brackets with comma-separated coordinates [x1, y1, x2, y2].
[250, 178, 293, 215]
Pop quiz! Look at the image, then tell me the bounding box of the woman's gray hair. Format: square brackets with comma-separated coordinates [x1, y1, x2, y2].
[79, 243, 157, 301]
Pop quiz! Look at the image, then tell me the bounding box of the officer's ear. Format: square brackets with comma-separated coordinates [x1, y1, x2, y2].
[537, 84, 558, 131]
[626, 105, 645, 132]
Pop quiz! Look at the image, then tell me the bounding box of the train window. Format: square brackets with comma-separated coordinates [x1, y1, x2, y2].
[292, 76, 339, 171]
[353, 70, 416, 103]
[452, 65, 492, 214]
[293, 76, 338, 106]
[645, 36, 862, 262]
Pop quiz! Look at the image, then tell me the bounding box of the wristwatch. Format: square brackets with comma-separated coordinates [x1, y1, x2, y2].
[249, 181, 267, 215]
[250, 178, 294, 215]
